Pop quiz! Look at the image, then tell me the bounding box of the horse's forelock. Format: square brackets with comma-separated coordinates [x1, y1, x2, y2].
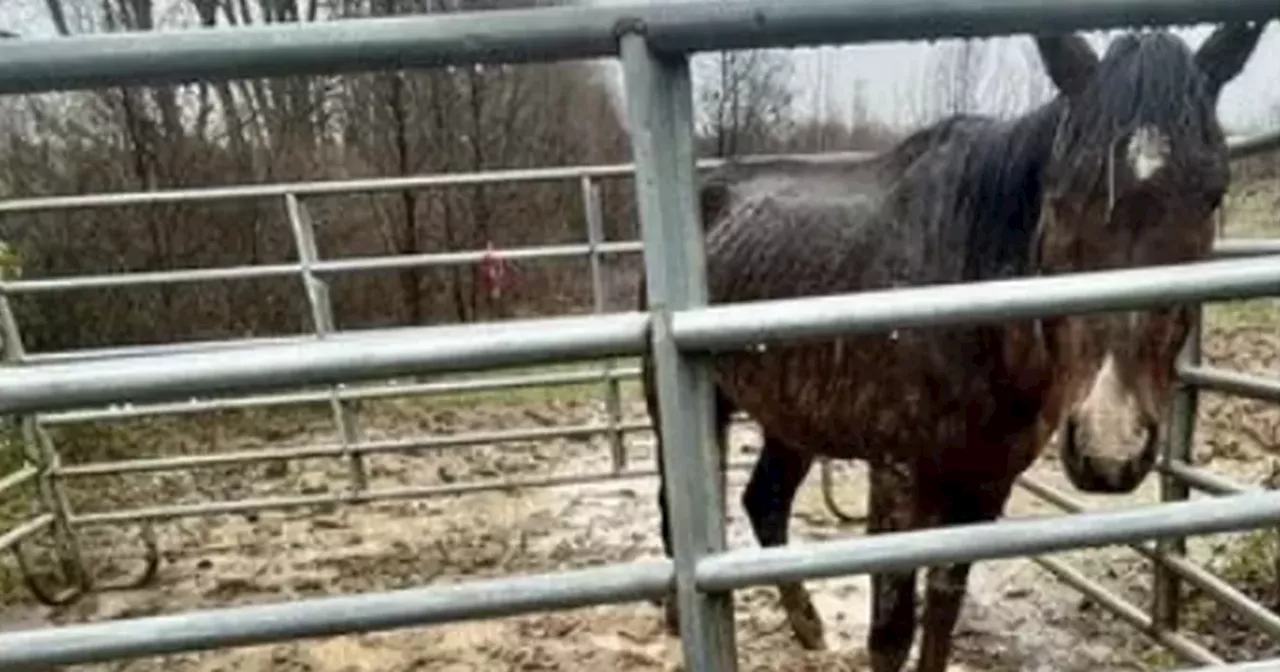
[1054, 32, 1223, 172]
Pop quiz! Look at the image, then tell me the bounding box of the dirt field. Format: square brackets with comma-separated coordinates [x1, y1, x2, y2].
[0, 392, 1161, 672]
[3, 183, 1280, 672]
[1, 343, 1274, 672]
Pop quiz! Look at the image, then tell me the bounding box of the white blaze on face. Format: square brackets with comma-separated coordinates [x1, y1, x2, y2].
[1126, 125, 1170, 182]
[1076, 353, 1148, 465]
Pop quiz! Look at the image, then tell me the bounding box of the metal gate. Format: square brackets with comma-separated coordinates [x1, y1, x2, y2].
[2, 1, 1280, 670]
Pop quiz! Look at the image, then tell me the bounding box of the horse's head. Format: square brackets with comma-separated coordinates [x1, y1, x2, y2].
[1031, 24, 1264, 494]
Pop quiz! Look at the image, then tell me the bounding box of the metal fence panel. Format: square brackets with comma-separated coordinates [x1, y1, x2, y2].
[621, 31, 738, 670]
[9, 255, 1280, 416]
[0, 560, 675, 672]
[0, 0, 1277, 94]
[6, 491, 1280, 670]
[673, 255, 1280, 352]
[696, 491, 1280, 591]
[0, 313, 650, 414]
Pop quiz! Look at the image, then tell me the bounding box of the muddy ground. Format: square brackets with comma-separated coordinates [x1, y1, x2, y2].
[1, 394, 1154, 672]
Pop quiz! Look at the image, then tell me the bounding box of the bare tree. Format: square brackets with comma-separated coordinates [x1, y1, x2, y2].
[980, 38, 1056, 118]
[0, 0, 630, 354]
[695, 49, 796, 157]
[923, 38, 989, 118]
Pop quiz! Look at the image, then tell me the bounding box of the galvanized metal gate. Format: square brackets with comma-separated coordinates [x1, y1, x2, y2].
[2, 1, 1280, 670]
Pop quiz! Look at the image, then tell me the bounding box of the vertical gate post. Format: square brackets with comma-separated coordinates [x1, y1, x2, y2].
[580, 176, 627, 473]
[620, 33, 738, 672]
[284, 193, 367, 496]
[1153, 307, 1201, 631]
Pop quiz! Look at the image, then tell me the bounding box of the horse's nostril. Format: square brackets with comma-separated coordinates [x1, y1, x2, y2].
[1123, 458, 1139, 484]
[1063, 417, 1082, 460]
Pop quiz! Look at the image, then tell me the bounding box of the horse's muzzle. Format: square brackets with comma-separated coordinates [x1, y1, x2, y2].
[1060, 416, 1159, 494]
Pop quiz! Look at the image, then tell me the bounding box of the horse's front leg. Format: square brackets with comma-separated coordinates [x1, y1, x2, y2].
[868, 460, 921, 672]
[916, 476, 1016, 672]
[741, 435, 822, 649]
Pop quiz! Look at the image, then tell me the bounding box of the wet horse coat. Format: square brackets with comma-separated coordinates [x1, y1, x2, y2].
[640, 24, 1266, 672]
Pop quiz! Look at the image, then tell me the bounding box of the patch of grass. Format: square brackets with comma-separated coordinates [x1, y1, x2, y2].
[351, 359, 645, 420]
[1139, 647, 1181, 671]
[1216, 530, 1280, 594]
[1204, 299, 1280, 331]
[1181, 529, 1280, 661]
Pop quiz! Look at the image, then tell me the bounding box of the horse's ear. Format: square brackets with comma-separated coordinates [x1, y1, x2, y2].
[1035, 33, 1098, 98]
[1195, 22, 1266, 97]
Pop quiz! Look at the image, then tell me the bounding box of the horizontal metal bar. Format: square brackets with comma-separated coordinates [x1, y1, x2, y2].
[0, 165, 629, 212]
[335, 367, 642, 402]
[69, 460, 757, 526]
[1017, 475, 1280, 644]
[2, 217, 1273, 301]
[0, 0, 1276, 96]
[1229, 129, 1280, 160]
[674, 256, 1280, 352]
[12, 255, 1280, 416]
[1186, 660, 1280, 671]
[0, 152, 873, 214]
[310, 241, 642, 276]
[1163, 460, 1253, 496]
[1032, 555, 1222, 665]
[1212, 239, 1280, 258]
[0, 133, 1263, 216]
[0, 557, 673, 672]
[0, 313, 650, 415]
[0, 513, 53, 552]
[0, 463, 36, 497]
[1180, 365, 1280, 404]
[3, 232, 1274, 315]
[697, 490, 1280, 591]
[40, 366, 643, 425]
[2, 241, 643, 295]
[3, 262, 298, 294]
[24, 334, 318, 365]
[57, 420, 651, 478]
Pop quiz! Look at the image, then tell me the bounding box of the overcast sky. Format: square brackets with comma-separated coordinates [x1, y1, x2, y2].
[586, 1, 1280, 135]
[3, 0, 1278, 135]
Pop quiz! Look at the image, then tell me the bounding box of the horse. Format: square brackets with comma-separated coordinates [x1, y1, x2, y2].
[638, 23, 1265, 672]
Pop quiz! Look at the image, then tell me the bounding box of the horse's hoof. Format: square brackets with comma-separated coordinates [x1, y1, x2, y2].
[663, 597, 681, 635]
[780, 583, 827, 651]
[788, 609, 827, 651]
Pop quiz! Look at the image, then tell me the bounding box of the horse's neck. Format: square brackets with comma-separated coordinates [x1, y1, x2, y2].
[957, 100, 1066, 282]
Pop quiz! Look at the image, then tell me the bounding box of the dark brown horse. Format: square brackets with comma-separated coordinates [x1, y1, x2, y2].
[640, 24, 1265, 672]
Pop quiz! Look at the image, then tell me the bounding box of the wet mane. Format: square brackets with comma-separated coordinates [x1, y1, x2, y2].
[945, 104, 1065, 282]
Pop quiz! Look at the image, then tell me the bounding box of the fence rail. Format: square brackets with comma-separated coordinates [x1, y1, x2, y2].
[0, 0, 1277, 94]
[2, 0, 1280, 670]
[6, 255, 1280, 415]
[2, 491, 1279, 672]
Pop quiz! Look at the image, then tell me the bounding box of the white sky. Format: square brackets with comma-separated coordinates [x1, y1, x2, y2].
[588, 1, 1280, 135]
